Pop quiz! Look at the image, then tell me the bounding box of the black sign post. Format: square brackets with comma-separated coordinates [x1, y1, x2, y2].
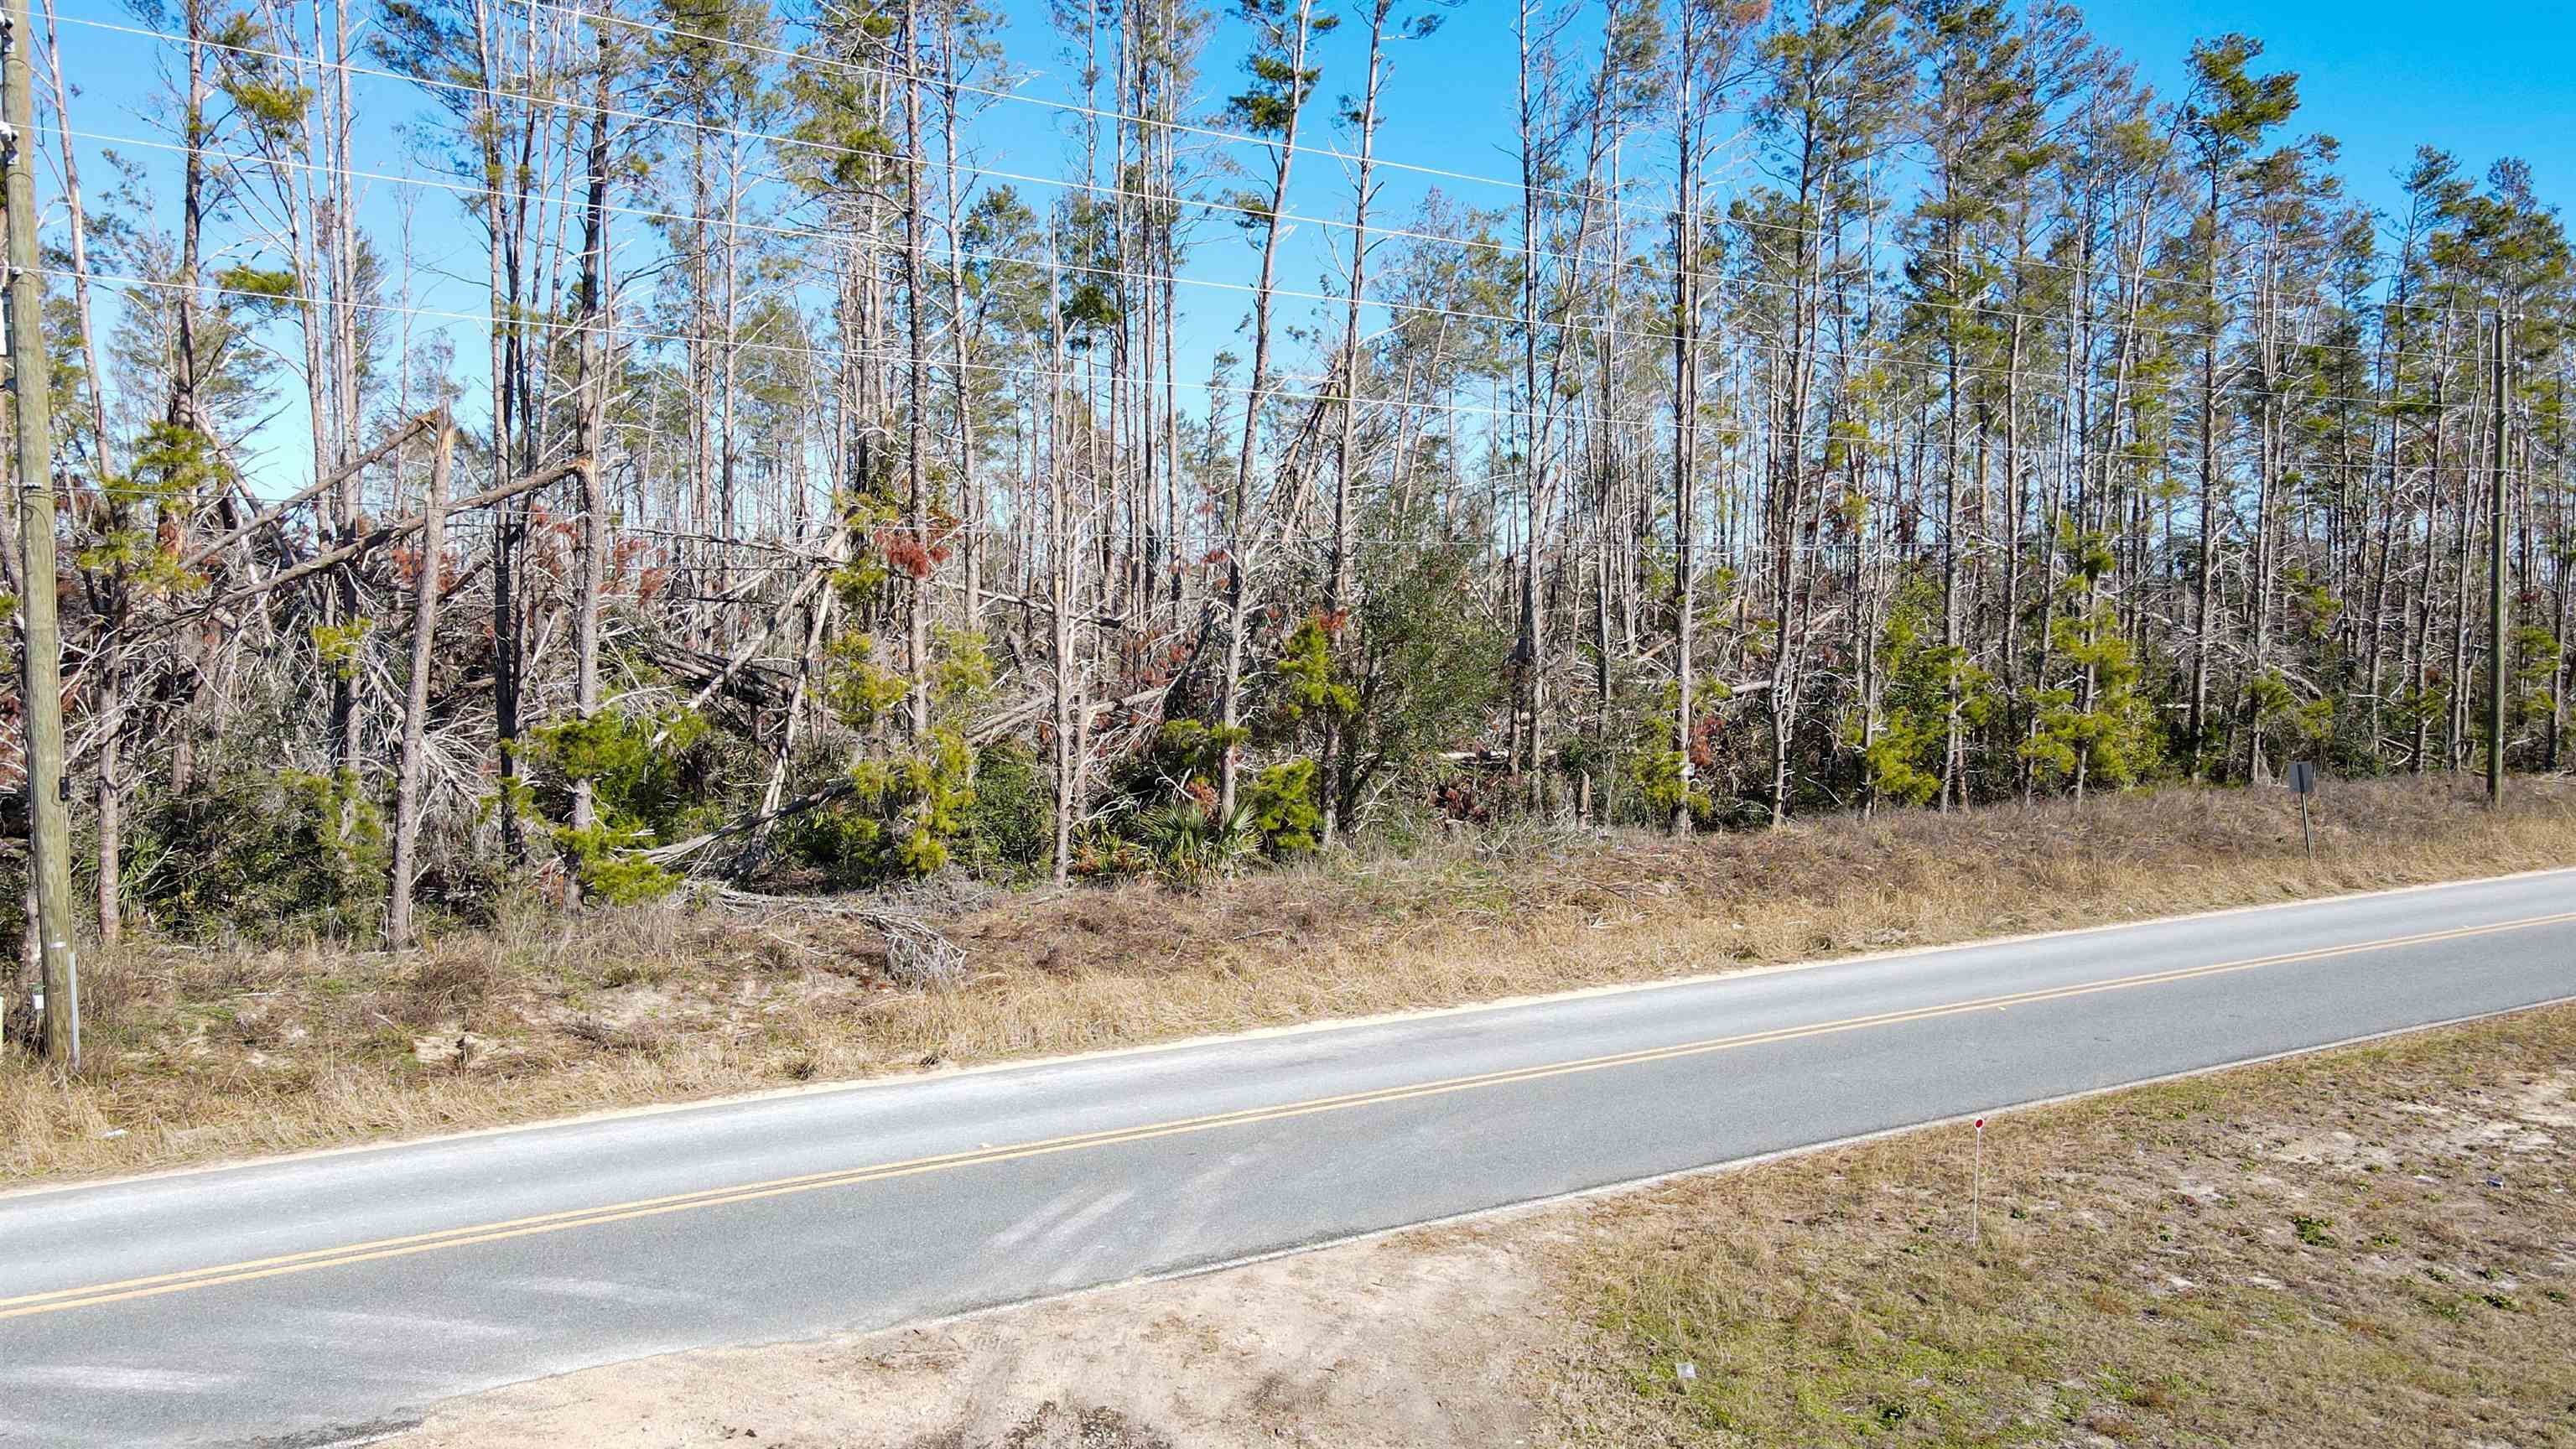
[2288, 762, 2319, 864]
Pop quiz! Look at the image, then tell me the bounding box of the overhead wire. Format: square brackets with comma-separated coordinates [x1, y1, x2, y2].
[47, 118, 2500, 410]
[55, 7, 2498, 354]
[499, 0, 2472, 322]
[63, 266, 2508, 478]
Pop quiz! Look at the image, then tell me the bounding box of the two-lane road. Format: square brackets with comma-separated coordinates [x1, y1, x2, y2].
[5, 870, 2574, 1446]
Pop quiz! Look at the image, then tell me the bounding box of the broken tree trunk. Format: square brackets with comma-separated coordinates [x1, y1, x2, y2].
[387, 414, 452, 949]
[189, 460, 586, 615]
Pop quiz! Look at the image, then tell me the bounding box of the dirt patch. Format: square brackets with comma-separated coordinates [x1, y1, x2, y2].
[392, 1226, 1556, 1449]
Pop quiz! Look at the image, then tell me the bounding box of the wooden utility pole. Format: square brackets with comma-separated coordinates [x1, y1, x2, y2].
[4, 0, 80, 1067]
[2489, 311, 2510, 808]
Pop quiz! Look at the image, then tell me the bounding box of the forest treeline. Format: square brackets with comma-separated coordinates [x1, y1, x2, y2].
[6, 0, 2572, 946]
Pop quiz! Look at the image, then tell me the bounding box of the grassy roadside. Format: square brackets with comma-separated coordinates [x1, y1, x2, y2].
[6, 775, 2573, 1186]
[1550, 1002, 2576, 1447]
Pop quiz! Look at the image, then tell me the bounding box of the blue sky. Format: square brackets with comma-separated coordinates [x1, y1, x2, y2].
[2078, 0, 2574, 216]
[44, 0, 2576, 487]
[1353, 0, 2576, 241]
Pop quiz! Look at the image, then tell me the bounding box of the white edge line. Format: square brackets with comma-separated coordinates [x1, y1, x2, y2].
[389, 989, 2576, 1440]
[10, 862, 2573, 1203]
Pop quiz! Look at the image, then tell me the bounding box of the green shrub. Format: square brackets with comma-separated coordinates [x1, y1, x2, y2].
[1130, 799, 1256, 887]
[959, 738, 1051, 878]
[2024, 533, 2163, 793]
[527, 704, 715, 905]
[1864, 575, 1994, 808]
[1246, 758, 1322, 856]
[1109, 718, 1246, 804]
[1268, 613, 1356, 737]
[1632, 746, 1714, 827]
[123, 767, 388, 941]
[782, 726, 979, 886]
[550, 823, 683, 906]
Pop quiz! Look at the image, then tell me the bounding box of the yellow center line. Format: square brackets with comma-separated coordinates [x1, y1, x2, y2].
[7, 909, 2572, 1323]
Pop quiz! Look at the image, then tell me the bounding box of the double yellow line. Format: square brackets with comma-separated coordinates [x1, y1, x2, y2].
[8, 908, 2572, 1323]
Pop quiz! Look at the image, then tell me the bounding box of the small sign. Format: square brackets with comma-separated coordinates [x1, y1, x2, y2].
[2287, 761, 2319, 796]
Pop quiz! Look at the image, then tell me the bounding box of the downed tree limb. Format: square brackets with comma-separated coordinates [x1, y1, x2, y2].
[732, 584, 839, 875]
[711, 887, 966, 991]
[969, 680, 1171, 748]
[641, 677, 1169, 883]
[637, 636, 798, 716]
[933, 575, 1127, 631]
[640, 776, 857, 865]
[181, 411, 441, 573]
[186, 459, 588, 615]
[652, 562, 835, 745]
[387, 416, 453, 950]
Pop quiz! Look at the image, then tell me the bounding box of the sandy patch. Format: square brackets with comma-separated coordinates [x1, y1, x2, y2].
[392, 1223, 1559, 1449]
[2510, 1069, 2576, 1128]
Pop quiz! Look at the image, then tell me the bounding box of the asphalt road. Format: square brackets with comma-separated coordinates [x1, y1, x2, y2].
[5, 870, 2574, 1447]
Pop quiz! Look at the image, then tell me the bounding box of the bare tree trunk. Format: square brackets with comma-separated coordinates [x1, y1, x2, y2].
[2189, 161, 2222, 778]
[1219, 0, 1317, 821]
[902, 0, 935, 740]
[1670, 26, 1701, 835]
[1047, 244, 1079, 887]
[940, 17, 982, 629]
[94, 668, 121, 944]
[568, 52, 615, 874]
[1320, 0, 1389, 847]
[388, 416, 452, 949]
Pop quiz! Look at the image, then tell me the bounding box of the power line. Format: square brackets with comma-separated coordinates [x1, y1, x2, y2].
[62, 265, 2512, 476]
[511, 0, 1628, 212]
[70, 125, 2493, 384]
[50, 122, 2496, 397]
[495, 0, 2476, 319]
[55, 9, 2492, 338]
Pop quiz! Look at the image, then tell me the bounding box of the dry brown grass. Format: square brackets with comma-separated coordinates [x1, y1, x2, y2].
[6, 775, 2573, 1186]
[1550, 1000, 2576, 1447]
